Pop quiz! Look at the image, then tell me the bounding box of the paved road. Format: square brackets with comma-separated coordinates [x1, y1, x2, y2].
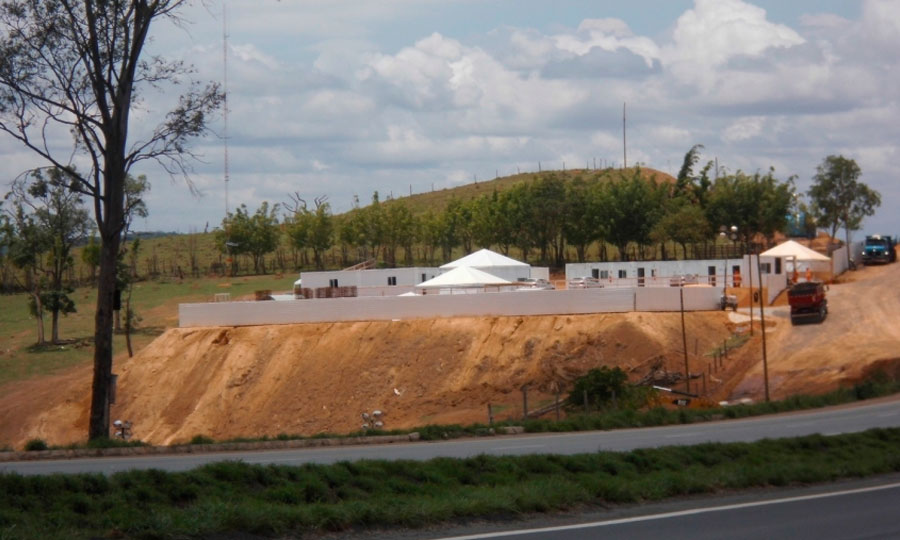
[424, 478, 900, 540]
[3, 397, 899, 476]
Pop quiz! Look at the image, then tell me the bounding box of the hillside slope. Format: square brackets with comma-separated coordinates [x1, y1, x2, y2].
[1, 311, 732, 447]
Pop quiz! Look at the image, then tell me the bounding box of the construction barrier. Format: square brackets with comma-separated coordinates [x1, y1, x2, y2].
[179, 286, 722, 328]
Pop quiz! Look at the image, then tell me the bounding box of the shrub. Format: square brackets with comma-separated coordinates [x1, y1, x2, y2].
[24, 439, 48, 451]
[189, 435, 215, 445]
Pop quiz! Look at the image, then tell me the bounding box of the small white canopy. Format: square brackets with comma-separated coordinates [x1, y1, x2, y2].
[761, 240, 830, 261]
[416, 266, 512, 288]
[440, 248, 529, 270]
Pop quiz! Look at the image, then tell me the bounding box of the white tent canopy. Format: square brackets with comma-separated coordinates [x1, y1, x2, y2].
[416, 266, 512, 289]
[440, 248, 529, 269]
[761, 240, 830, 261]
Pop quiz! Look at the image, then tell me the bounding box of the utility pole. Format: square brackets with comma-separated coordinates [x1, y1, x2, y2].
[622, 102, 627, 169]
[680, 277, 690, 394]
[756, 248, 771, 402]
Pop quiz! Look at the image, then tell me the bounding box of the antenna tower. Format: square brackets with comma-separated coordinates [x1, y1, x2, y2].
[223, 4, 230, 217]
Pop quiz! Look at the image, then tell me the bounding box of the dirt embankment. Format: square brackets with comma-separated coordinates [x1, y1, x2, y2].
[0, 312, 735, 448]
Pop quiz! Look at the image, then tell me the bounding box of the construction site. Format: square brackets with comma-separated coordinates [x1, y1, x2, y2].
[0, 241, 897, 449]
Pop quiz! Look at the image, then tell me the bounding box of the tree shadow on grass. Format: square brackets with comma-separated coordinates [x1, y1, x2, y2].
[25, 336, 93, 354]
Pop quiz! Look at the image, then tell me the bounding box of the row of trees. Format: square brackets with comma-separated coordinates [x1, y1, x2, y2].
[216, 162, 799, 271]
[215, 151, 880, 275]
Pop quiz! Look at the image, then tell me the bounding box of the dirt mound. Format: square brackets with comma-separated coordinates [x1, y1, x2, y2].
[0, 312, 733, 448]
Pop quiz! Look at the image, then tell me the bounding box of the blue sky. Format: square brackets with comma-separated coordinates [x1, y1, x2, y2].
[2, 0, 898, 240]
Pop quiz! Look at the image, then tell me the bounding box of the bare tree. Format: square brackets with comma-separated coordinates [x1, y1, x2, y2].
[0, 1, 223, 440]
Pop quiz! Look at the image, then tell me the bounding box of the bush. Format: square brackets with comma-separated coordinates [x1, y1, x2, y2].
[189, 435, 215, 445]
[24, 439, 48, 451]
[567, 366, 651, 410]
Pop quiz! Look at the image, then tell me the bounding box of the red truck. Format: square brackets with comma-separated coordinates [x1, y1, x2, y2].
[788, 281, 828, 324]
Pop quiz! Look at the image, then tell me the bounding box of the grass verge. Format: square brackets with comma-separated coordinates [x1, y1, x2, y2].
[2, 428, 899, 539]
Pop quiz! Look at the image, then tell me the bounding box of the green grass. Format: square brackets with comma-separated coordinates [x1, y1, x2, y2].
[2, 428, 899, 539]
[0, 274, 296, 387]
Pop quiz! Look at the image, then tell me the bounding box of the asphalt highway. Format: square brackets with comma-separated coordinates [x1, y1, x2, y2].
[425, 478, 900, 540]
[3, 397, 899, 476]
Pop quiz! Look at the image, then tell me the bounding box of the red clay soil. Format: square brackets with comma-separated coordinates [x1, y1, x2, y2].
[0, 312, 736, 448]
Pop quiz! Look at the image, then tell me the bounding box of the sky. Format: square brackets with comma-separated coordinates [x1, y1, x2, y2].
[2, 0, 899, 239]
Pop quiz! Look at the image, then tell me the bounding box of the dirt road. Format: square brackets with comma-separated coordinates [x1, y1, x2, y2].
[730, 261, 900, 400]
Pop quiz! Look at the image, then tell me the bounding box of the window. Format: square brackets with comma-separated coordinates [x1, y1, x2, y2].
[329, 279, 339, 288]
[651, 269, 657, 277]
[421, 273, 426, 282]
[761, 263, 772, 274]
[600, 270, 609, 279]
[618, 270, 627, 279]
[708, 265, 717, 287]
[591, 268, 600, 279]
[387, 276, 397, 286]
[775, 258, 782, 274]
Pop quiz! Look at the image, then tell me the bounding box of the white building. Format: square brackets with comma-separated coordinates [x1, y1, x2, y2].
[440, 248, 548, 282]
[299, 266, 439, 297]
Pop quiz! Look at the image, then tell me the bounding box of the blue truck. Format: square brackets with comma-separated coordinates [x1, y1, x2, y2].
[862, 235, 896, 265]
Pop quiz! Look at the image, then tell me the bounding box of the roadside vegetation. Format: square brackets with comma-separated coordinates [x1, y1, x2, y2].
[2, 428, 900, 539]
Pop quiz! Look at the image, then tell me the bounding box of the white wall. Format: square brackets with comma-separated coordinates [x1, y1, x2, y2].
[179, 287, 723, 328]
[300, 267, 439, 290]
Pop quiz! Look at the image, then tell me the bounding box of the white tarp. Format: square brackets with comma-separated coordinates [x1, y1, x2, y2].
[761, 240, 830, 261]
[440, 248, 529, 269]
[416, 266, 512, 289]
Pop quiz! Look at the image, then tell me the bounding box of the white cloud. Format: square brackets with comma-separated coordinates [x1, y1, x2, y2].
[555, 18, 660, 68]
[661, 0, 804, 90]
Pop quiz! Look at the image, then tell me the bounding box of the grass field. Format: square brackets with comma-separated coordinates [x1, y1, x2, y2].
[2, 428, 899, 539]
[0, 274, 296, 387]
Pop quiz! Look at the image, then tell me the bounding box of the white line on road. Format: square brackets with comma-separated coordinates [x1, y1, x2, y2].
[877, 412, 898, 418]
[434, 481, 900, 540]
[491, 445, 546, 451]
[663, 432, 698, 439]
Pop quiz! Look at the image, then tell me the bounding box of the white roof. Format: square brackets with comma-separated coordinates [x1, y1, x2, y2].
[416, 266, 513, 288]
[440, 248, 529, 269]
[761, 240, 831, 261]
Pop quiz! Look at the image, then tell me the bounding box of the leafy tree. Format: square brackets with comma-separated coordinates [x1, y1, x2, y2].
[286, 197, 333, 270]
[4, 205, 50, 343]
[603, 170, 666, 260]
[4, 168, 90, 343]
[121, 238, 142, 358]
[81, 235, 101, 284]
[562, 179, 595, 262]
[808, 155, 881, 246]
[0, 1, 223, 440]
[383, 201, 415, 267]
[650, 202, 710, 259]
[705, 169, 793, 249]
[530, 175, 567, 265]
[217, 202, 281, 274]
[567, 366, 651, 410]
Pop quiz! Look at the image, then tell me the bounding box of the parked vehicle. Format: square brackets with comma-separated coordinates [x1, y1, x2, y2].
[567, 276, 603, 289]
[517, 278, 555, 290]
[862, 235, 896, 265]
[788, 281, 828, 324]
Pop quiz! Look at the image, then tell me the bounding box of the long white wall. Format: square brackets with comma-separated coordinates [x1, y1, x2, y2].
[179, 287, 723, 328]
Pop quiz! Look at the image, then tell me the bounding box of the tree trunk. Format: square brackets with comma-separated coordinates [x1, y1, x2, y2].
[51, 308, 60, 343]
[32, 291, 45, 345]
[90, 234, 121, 440]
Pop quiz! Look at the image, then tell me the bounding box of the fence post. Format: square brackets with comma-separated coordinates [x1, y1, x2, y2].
[611, 389, 618, 410]
[583, 390, 589, 414]
[723, 339, 728, 358]
[555, 392, 561, 421]
[702, 372, 707, 396]
[487, 403, 493, 426]
[522, 385, 528, 419]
